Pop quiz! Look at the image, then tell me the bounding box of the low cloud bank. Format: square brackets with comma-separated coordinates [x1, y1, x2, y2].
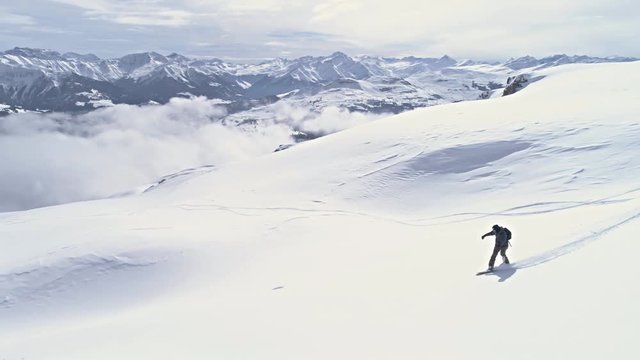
[0, 97, 384, 211]
[270, 102, 387, 136]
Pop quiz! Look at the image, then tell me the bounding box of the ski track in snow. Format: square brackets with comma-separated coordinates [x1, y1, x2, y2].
[422, 186, 640, 224]
[476, 208, 640, 282]
[513, 210, 640, 270]
[175, 202, 424, 227]
[173, 185, 640, 231]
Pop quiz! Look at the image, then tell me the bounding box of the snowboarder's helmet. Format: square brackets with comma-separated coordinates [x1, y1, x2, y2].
[492, 224, 500, 231]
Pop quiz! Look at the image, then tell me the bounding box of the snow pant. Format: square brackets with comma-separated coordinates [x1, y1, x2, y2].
[489, 244, 509, 268]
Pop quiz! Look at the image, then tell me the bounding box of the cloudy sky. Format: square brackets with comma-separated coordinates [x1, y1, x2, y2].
[0, 0, 638, 60]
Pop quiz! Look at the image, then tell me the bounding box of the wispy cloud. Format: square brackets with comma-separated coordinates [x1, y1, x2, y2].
[267, 31, 335, 41]
[105, 10, 193, 26]
[0, 0, 638, 60]
[312, 0, 362, 22]
[264, 41, 287, 47]
[0, 8, 36, 25]
[222, 0, 295, 13]
[52, 0, 194, 27]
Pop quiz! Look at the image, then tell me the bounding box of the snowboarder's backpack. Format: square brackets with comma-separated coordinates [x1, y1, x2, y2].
[503, 227, 512, 241]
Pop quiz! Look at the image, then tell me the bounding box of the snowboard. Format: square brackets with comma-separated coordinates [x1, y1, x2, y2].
[476, 269, 494, 276]
[476, 264, 512, 276]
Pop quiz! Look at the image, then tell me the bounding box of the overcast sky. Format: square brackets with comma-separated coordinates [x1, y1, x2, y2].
[0, 0, 638, 61]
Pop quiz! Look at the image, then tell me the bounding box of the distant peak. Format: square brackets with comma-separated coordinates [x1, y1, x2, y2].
[430, 55, 457, 68]
[457, 59, 476, 66]
[167, 53, 190, 62]
[149, 51, 166, 58]
[62, 52, 101, 62]
[320, 51, 352, 64]
[504, 56, 541, 70]
[119, 51, 169, 63]
[4, 47, 63, 60]
[540, 54, 570, 61]
[329, 51, 349, 58]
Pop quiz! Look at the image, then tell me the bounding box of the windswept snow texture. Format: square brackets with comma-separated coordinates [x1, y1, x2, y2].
[1, 61, 640, 359]
[405, 141, 531, 174]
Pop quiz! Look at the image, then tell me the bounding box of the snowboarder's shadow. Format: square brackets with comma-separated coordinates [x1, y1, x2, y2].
[479, 264, 517, 282]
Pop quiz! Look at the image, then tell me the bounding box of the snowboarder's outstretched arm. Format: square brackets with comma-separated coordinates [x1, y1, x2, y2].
[481, 230, 495, 239]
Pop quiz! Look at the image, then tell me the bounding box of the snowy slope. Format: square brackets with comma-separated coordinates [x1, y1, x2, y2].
[1, 61, 640, 359]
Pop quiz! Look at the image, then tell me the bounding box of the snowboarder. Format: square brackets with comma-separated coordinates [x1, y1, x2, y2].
[481, 224, 510, 271]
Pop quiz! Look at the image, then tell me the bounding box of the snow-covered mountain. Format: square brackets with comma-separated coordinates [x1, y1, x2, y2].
[1, 61, 639, 359]
[504, 54, 637, 70]
[0, 47, 635, 116]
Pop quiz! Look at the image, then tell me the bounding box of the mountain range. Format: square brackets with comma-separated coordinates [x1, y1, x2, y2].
[1, 47, 636, 117]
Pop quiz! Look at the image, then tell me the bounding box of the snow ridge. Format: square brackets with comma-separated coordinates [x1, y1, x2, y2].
[0, 251, 171, 309]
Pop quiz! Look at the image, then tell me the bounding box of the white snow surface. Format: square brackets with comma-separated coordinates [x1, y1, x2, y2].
[1, 62, 640, 359]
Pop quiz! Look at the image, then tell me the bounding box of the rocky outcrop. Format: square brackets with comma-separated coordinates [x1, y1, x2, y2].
[503, 74, 530, 96]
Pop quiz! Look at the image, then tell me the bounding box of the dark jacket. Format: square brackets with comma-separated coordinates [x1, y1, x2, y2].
[483, 227, 509, 247]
